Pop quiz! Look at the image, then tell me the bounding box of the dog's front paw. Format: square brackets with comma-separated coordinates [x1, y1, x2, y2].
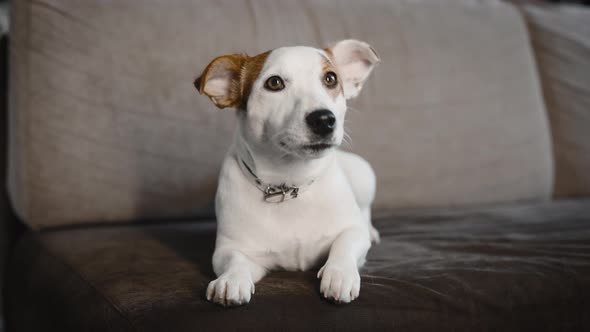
[206, 272, 255, 307]
[317, 262, 360, 304]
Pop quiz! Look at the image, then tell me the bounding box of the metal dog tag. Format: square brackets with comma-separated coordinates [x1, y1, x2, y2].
[263, 184, 299, 203]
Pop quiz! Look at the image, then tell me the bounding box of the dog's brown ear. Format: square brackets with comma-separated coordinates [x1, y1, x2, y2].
[325, 40, 380, 99]
[194, 54, 248, 109]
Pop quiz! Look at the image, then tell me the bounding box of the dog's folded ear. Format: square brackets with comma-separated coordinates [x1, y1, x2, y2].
[194, 54, 248, 109]
[326, 40, 380, 99]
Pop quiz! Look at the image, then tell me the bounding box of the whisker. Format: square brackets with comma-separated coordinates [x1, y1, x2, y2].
[347, 106, 361, 113]
[342, 128, 353, 148]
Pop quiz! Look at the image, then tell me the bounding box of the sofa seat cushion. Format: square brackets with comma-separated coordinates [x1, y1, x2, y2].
[5, 199, 590, 332]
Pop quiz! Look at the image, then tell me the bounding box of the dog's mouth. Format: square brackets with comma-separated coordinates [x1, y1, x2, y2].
[302, 143, 334, 152]
[277, 138, 337, 158]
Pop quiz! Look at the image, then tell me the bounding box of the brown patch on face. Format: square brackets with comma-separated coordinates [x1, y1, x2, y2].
[239, 51, 271, 109]
[320, 52, 343, 100]
[195, 51, 271, 109]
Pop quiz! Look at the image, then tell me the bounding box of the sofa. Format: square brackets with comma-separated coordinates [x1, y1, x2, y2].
[2, 0, 590, 331]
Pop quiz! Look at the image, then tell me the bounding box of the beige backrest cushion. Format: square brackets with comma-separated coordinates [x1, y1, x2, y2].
[9, 0, 553, 229]
[522, 5, 590, 198]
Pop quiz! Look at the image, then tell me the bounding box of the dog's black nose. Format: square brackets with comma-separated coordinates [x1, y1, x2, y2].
[306, 109, 336, 136]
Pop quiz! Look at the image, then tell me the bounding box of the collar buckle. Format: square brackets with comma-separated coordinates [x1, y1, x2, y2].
[240, 158, 307, 203]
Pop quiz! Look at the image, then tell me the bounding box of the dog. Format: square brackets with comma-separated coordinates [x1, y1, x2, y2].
[194, 39, 380, 306]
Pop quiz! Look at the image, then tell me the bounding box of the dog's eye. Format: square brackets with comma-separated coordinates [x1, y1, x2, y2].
[324, 71, 338, 89]
[264, 76, 285, 91]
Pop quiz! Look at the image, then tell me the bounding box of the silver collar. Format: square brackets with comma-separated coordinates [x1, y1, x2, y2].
[238, 158, 314, 203]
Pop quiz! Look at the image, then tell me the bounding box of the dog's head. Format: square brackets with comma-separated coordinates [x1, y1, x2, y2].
[195, 40, 379, 159]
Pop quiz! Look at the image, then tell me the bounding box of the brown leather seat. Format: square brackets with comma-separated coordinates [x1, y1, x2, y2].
[5, 200, 590, 332]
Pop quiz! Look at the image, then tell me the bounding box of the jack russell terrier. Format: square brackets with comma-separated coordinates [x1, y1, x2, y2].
[194, 39, 380, 306]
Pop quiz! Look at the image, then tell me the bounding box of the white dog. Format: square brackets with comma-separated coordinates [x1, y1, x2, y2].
[194, 39, 380, 306]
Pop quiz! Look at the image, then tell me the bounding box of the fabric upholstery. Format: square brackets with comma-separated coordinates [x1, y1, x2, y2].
[8, 0, 553, 228]
[5, 199, 590, 331]
[523, 5, 590, 198]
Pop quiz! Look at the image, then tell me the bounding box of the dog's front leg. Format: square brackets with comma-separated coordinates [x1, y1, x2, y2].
[318, 227, 371, 303]
[206, 249, 267, 306]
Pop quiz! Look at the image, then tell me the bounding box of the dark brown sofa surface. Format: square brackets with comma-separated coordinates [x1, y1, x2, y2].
[5, 200, 590, 331]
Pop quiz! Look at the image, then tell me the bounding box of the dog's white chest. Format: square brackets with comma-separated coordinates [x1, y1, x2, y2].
[266, 231, 332, 271]
[257, 206, 345, 271]
[215, 153, 364, 271]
